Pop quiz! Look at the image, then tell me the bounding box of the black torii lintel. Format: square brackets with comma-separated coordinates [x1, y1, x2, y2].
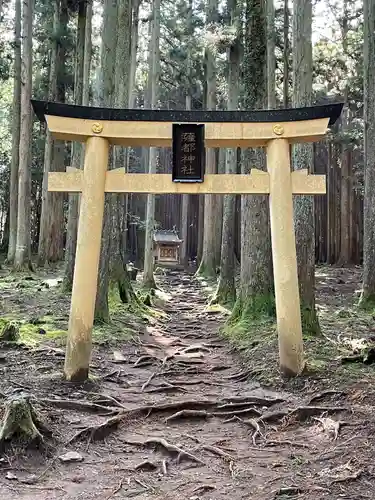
[31, 100, 344, 127]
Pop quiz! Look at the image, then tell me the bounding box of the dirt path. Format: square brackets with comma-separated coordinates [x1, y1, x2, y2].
[0, 269, 373, 499]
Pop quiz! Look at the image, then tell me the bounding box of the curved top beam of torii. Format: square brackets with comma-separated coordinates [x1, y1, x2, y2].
[32, 99, 343, 125]
[31, 100, 344, 148]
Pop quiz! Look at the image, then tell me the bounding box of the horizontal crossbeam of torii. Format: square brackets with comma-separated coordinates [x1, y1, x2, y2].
[32, 100, 343, 382]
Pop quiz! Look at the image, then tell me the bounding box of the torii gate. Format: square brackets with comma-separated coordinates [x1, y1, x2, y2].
[32, 100, 343, 382]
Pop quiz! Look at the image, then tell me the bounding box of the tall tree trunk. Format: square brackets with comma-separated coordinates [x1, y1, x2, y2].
[94, 0, 118, 322]
[214, 0, 240, 306]
[46, 0, 68, 264]
[292, 0, 320, 334]
[229, 0, 274, 331]
[38, 0, 60, 267]
[129, 0, 140, 108]
[111, 0, 137, 305]
[267, 0, 276, 109]
[360, 0, 375, 306]
[83, 0, 92, 106]
[338, 4, 351, 266]
[283, 0, 289, 108]
[62, 0, 88, 291]
[197, 0, 218, 278]
[142, 0, 161, 289]
[7, 0, 21, 264]
[180, 0, 193, 269]
[13, 0, 34, 271]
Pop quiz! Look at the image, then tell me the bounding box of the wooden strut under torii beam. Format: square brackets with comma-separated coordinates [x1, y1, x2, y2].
[32, 99, 343, 382]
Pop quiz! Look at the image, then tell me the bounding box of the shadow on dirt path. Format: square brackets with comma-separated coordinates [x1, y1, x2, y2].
[0, 268, 374, 499]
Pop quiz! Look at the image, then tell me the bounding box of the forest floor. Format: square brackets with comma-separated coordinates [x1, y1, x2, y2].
[0, 265, 374, 499]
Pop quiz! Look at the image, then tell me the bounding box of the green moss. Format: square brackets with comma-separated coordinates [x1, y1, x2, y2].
[230, 292, 275, 324]
[224, 293, 276, 346]
[18, 322, 66, 347]
[195, 260, 217, 279]
[92, 323, 134, 345]
[300, 304, 321, 337]
[211, 279, 236, 308]
[358, 292, 375, 311]
[206, 303, 230, 314]
[104, 281, 166, 334]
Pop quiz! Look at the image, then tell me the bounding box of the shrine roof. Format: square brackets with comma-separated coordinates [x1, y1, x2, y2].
[153, 230, 182, 244]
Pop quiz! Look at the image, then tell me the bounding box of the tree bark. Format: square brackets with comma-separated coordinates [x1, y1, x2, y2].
[360, 0, 375, 306]
[38, 0, 60, 267]
[338, 5, 351, 266]
[46, 0, 68, 264]
[129, 0, 140, 109]
[7, 0, 21, 264]
[292, 0, 320, 334]
[142, 0, 161, 289]
[62, 0, 88, 290]
[180, 0, 194, 269]
[111, 0, 137, 305]
[197, 0, 218, 278]
[94, 0, 118, 322]
[267, 0, 276, 109]
[230, 0, 274, 330]
[283, 0, 289, 108]
[13, 0, 34, 271]
[213, 0, 240, 306]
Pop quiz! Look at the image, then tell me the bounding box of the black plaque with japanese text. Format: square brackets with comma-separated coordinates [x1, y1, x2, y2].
[172, 124, 205, 182]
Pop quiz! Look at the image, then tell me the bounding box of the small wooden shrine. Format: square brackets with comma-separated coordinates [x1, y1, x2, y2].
[153, 229, 182, 266]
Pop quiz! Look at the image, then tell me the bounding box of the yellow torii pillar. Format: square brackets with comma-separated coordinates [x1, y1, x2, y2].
[32, 100, 343, 381]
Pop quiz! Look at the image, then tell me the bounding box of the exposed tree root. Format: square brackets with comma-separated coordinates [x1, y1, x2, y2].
[66, 414, 124, 444]
[88, 393, 127, 410]
[213, 408, 262, 418]
[39, 398, 117, 415]
[166, 379, 229, 388]
[223, 368, 254, 381]
[178, 344, 211, 354]
[200, 444, 233, 461]
[307, 390, 345, 405]
[134, 460, 158, 471]
[134, 355, 160, 367]
[217, 401, 267, 411]
[258, 410, 290, 423]
[224, 404, 349, 447]
[222, 395, 284, 407]
[124, 437, 204, 465]
[226, 415, 263, 445]
[141, 372, 156, 392]
[265, 440, 310, 448]
[165, 406, 261, 422]
[313, 416, 341, 440]
[161, 459, 168, 475]
[145, 383, 188, 393]
[288, 406, 349, 422]
[274, 486, 304, 497]
[165, 410, 210, 422]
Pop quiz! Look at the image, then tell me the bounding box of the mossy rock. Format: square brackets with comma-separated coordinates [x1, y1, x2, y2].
[0, 322, 20, 342]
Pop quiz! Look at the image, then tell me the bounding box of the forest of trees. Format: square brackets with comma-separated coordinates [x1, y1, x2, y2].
[0, 0, 374, 330]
